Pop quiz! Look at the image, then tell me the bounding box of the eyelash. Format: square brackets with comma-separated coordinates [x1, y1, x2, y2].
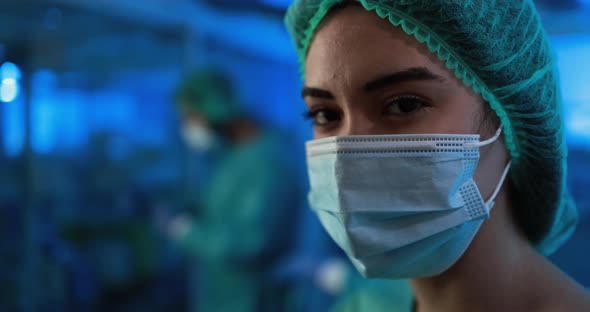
[303, 95, 431, 127]
[303, 108, 341, 127]
[302, 110, 317, 120]
[383, 95, 431, 115]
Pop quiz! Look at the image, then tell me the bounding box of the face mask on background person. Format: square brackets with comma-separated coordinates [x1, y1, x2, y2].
[306, 127, 511, 279]
[182, 123, 216, 152]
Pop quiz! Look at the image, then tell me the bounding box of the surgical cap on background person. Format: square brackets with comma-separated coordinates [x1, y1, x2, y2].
[285, 0, 578, 255]
[175, 70, 240, 124]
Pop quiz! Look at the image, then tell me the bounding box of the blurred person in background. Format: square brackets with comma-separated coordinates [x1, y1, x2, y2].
[284, 0, 590, 311]
[162, 70, 302, 312]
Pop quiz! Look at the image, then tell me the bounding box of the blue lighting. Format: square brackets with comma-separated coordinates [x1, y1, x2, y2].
[2, 99, 25, 157]
[31, 98, 56, 154]
[0, 78, 19, 102]
[552, 34, 590, 147]
[0, 62, 21, 102]
[0, 62, 21, 80]
[260, 0, 292, 8]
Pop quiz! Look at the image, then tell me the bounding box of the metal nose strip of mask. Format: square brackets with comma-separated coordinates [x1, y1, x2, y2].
[307, 127, 502, 153]
[307, 133, 480, 147]
[306, 136, 484, 158]
[306, 140, 442, 157]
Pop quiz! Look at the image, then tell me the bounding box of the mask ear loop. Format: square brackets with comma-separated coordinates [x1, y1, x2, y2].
[464, 126, 503, 149]
[485, 160, 512, 212]
[463, 126, 510, 211]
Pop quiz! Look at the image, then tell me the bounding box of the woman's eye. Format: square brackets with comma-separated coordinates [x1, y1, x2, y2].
[304, 109, 341, 126]
[384, 95, 430, 116]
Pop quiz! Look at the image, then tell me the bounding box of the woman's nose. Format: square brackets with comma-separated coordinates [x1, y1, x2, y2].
[338, 113, 376, 136]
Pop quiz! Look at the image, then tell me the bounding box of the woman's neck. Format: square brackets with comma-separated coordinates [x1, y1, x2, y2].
[409, 193, 553, 312]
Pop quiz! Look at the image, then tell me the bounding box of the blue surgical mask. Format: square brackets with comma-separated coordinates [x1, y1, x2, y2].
[306, 127, 511, 279]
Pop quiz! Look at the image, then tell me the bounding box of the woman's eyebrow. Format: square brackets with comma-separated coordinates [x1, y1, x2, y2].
[301, 67, 443, 99]
[301, 87, 334, 99]
[363, 67, 446, 92]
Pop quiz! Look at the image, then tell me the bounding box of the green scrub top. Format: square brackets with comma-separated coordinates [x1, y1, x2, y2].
[332, 269, 414, 312]
[177, 130, 299, 312]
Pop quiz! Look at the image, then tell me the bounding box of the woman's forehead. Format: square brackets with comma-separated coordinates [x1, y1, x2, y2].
[304, 5, 451, 89]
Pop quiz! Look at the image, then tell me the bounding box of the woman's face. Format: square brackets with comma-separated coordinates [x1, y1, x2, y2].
[303, 5, 508, 200]
[304, 5, 488, 139]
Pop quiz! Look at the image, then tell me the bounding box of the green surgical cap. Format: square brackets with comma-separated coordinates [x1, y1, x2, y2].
[175, 70, 239, 124]
[285, 0, 578, 255]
